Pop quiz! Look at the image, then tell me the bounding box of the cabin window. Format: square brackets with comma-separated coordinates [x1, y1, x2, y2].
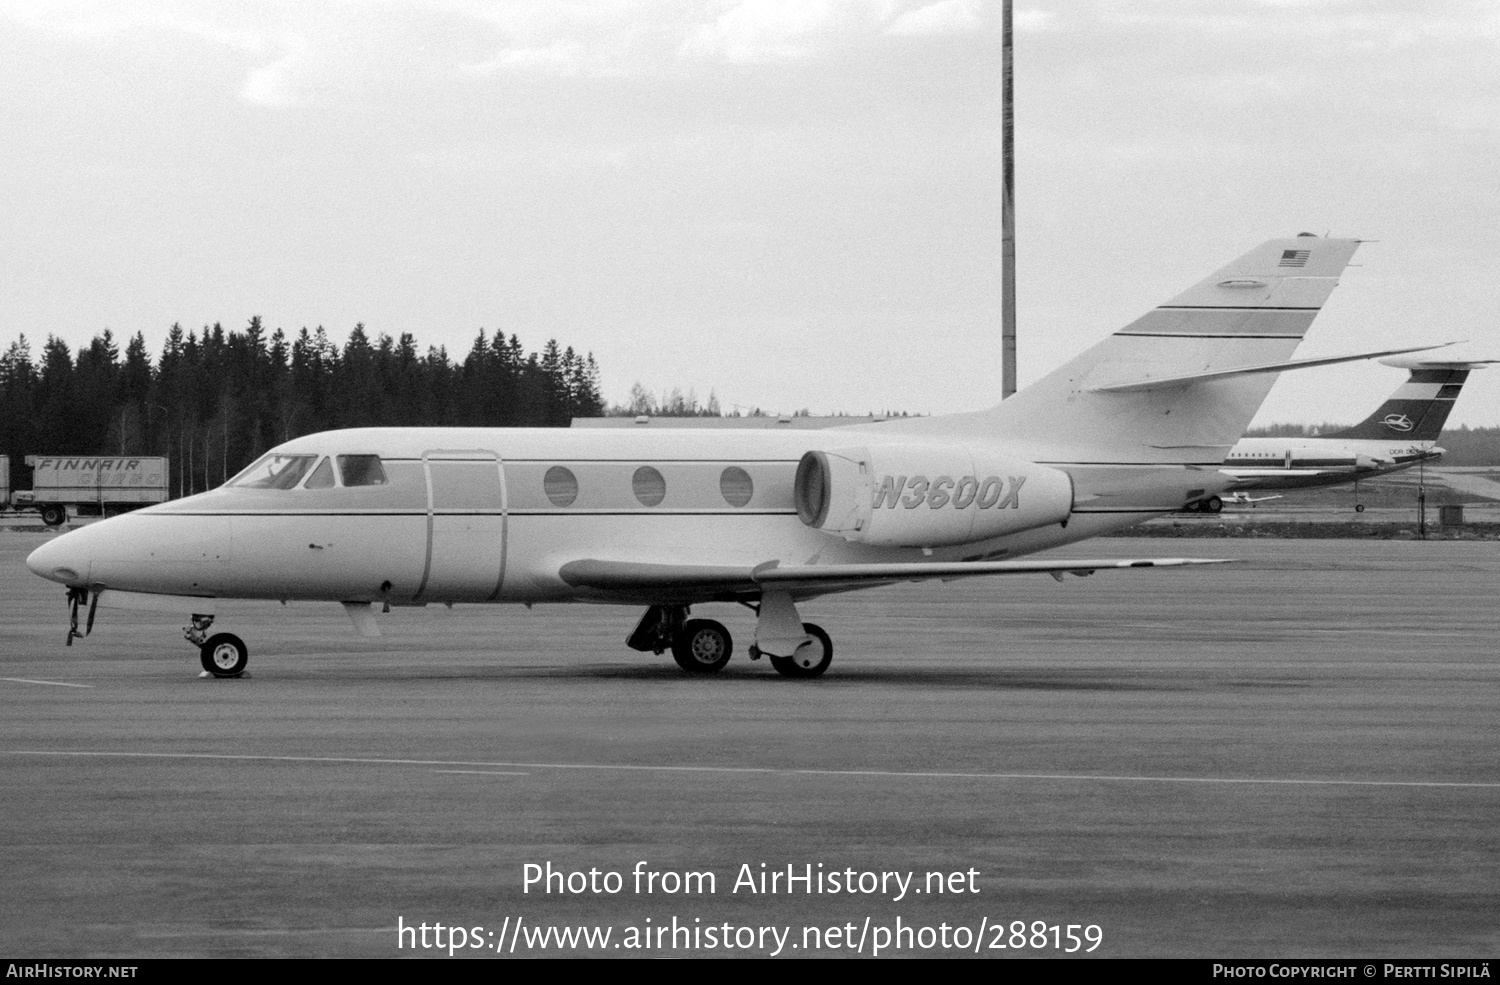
[633, 466, 666, 507]
[544, 466, 578, 507]
[720, 466, 753, 507]
[304, 457, 336, 489]
[338, 455, 388, 487]
[230, 453, 318, 490]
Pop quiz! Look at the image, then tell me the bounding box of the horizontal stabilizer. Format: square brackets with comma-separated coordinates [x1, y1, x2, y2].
[1377, 356, 1497, 370]
[559, 557, 1232, 596]
[1089, 343, 1454, 394]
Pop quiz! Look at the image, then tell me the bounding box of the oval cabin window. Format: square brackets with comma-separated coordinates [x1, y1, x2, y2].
[632, 466, 666, 507]
[720, 466, 753, 507]
[544, 466, 579, 507]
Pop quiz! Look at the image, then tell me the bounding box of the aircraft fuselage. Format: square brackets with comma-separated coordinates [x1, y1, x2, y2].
[27, 425, 1229, 607]
[1221, 436, 1440, 491]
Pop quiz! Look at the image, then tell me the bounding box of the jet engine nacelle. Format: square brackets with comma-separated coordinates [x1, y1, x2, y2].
[794, 445, 1074, 548]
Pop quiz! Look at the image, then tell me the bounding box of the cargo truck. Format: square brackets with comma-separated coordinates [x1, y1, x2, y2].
[11, 456, 170, 526]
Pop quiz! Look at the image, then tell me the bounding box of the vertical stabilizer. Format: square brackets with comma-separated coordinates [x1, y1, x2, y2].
[880, 236, 1360, 465]
[1323, 361, 1491, 441]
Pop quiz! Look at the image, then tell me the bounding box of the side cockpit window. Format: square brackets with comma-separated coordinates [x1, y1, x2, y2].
[338, 455, 388, 486]
[304, 457, 336, 489]
[230, 453, 319, 490]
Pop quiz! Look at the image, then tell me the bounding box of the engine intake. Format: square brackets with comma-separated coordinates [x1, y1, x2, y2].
[794, 444, 1074, 548]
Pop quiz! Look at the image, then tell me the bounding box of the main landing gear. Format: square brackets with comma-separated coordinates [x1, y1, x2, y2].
[1182, 495, 1224, 514]
[627, 600, 834, 679]
[186, 615, 248, 678]
[673, 619, 733, 673]
[760, 624, 833, 679]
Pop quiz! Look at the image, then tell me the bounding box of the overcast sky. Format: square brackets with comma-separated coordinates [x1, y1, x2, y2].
[2, 0, 1497, 426]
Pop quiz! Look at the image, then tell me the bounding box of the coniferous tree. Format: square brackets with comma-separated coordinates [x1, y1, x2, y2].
[0, 320, 618, 497]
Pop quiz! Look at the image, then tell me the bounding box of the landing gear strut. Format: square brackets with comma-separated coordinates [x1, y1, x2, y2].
[184, 614, 214, 646]
[64, 587, 97, 646]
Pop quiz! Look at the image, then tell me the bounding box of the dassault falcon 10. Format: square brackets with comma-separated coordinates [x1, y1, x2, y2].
[27, 235, 1415, 679]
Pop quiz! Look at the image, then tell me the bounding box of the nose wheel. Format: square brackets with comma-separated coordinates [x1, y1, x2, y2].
[200, 633, 249, 678]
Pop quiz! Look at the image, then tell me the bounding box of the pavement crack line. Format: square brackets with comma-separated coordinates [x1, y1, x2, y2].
[5, 749, 1499, 789]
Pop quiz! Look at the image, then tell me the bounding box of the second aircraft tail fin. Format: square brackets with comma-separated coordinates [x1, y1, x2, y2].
[1322, 359, 1493, 442]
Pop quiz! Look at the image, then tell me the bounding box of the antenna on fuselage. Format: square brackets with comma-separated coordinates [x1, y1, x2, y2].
[1001, 0, 1017, 399]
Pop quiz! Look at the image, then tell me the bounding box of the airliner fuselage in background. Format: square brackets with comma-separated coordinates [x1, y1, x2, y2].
[1195, 358, 1492, 510]
[28, 236, 1391, 679]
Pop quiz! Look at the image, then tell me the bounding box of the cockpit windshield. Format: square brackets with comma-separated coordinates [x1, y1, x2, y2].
[229, 453, 319, 490]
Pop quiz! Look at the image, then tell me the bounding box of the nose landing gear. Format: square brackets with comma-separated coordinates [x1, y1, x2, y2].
[186, 615, 248, 678]
[200, 633, 249, 677]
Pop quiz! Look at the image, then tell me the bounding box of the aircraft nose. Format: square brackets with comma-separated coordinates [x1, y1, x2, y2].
[26, 533, 91, 587]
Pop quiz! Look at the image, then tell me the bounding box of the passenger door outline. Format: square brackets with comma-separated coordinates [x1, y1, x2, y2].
[416, 449, 507, 602]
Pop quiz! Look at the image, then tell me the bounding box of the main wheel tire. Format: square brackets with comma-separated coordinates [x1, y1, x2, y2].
[671, 619, 732, 673]
[40, 505, 66, 527]
[770, 623, 833, 679]
[200, 633, 249, 677]
[1204, 495, 1224, 514]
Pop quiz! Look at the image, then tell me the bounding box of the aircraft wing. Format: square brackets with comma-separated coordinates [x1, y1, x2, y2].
[558, 556, 1231, 596]
[1223, 468, 1343, 481]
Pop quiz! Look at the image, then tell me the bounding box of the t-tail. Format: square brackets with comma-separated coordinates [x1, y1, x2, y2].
[1322, 359, 1493, 442]
[882, 235, 1362, 465]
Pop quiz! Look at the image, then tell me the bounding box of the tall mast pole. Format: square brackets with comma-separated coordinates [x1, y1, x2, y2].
[1001, 0, 1017, 399]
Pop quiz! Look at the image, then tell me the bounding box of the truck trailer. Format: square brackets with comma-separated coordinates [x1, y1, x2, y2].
[12, 456, 170, 526]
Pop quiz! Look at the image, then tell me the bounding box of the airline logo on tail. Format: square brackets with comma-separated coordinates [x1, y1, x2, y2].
[1382, 414, 1415, 432]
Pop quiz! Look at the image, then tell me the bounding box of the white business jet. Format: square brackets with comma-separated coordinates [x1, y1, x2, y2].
[27, 236, 1414, 679]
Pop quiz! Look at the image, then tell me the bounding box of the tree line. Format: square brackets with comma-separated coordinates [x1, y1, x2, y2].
[0, 318, 603, 497]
